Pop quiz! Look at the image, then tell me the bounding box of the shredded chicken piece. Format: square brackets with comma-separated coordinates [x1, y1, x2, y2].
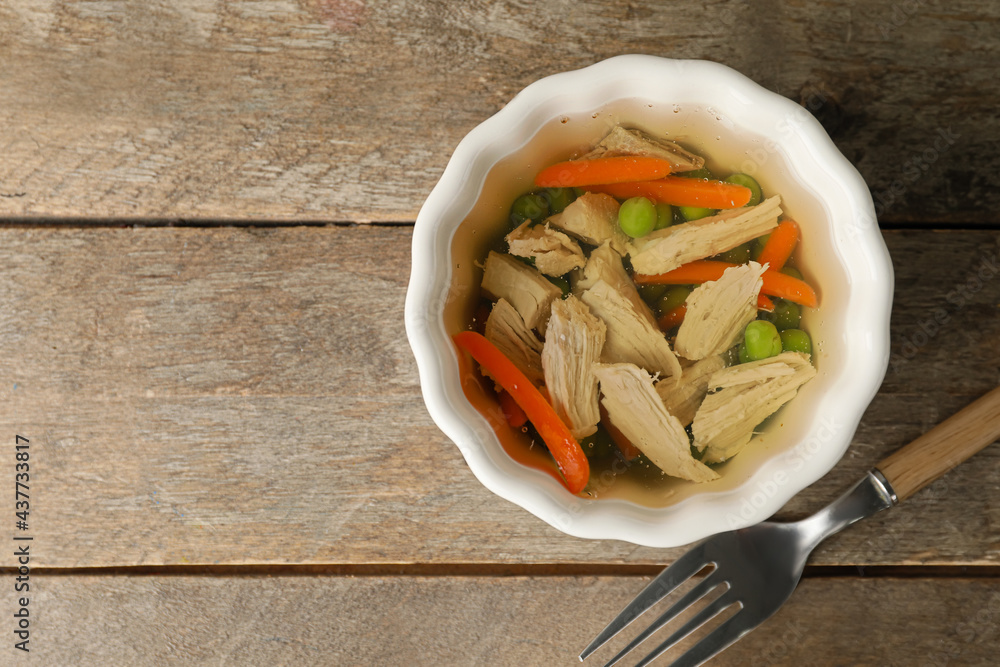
[541, 296, 606, 438]
[481, 251, 561, 334]
[675, 262, 766, 360]
[506, 221, 586, 277]
[708, 359, 800, 388]
[628, 196, 782, 276]
[484, 298, 545, 386]
[580, 279, 682, 381]
[655, 354, 726, 427]
[594, 363, 718, 482]
[572, 242, 657, 328]
[692, 352, 817, 464]
[582, 126, 705, 173]
[545, 193, 629, 255]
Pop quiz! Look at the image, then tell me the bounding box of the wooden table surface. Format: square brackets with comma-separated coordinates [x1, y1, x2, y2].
[2, 2, 999, 665]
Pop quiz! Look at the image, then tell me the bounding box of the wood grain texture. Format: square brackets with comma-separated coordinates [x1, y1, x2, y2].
[879, 385, 1000, 501]
[0, 1, 998, 223]
[0, 226, 997, 568]
[23, 574, 1000, 665]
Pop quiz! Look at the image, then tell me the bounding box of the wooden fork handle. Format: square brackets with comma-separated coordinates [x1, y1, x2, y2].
[876, 385, 1000, 502]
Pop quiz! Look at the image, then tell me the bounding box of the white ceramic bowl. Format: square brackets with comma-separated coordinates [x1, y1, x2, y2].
[404, 55, 893, 548]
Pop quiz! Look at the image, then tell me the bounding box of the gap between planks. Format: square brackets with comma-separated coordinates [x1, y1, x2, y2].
[2, 563, 998, 578]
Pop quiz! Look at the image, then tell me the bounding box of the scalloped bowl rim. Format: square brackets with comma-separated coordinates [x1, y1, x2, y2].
[404, 55, 892, 548]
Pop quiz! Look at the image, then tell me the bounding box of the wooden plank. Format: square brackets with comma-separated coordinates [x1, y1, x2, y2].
[0, 1, 998, 223]
[0, 226, 998, 568]
[21, 574, 1000, 665]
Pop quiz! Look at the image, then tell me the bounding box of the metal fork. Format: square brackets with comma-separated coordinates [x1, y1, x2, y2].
[580, 385, 1000, 667]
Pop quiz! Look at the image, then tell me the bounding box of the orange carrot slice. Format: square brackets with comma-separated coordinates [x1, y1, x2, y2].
[757, 220, 800, 271]
[497, 390, 527, 429]
[587, 176, 752, 209]
[657, 304, 687, 330]
[761, 270, 818, 308]
[534, 156, 673, 188]
[757, 294, 775, 312]
[453, 331, 589, 493]
[633, 260, 737, 286]
[634, 260, 818, 308]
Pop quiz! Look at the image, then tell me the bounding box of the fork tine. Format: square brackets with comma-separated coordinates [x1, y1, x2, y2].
[632, 589, 740, 667]
[599, 572, 723, 667]
[579, 546, 709, 660]
[666, 611, 752, 667]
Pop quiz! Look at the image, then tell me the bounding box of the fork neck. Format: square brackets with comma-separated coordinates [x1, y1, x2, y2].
[794, 470, 898, 551]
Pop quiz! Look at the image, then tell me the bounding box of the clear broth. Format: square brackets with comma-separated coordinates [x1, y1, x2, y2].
[443, 103, 832, 508]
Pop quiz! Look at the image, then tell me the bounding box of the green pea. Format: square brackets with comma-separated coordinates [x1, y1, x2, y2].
[744, 320, 782, 361]
[572, 186, 587, 198]
[677, 167, 713, 179]
[780, 329, 812, 354]
[771, 299, 801, 330]
[781, 266, 804, 281]
[657, 286, 692, 315]
[544, 187, 574, 214]
[618, 197, 657, 238]
[679, 205, 716, 221]
[719, 243, 751, 264]
[638, 284, 669, 305]
[655, 203, 674, 230]
[510, 193, 550, 225]
[738, 344, 751, 364]
[723, 173, 763, 207]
